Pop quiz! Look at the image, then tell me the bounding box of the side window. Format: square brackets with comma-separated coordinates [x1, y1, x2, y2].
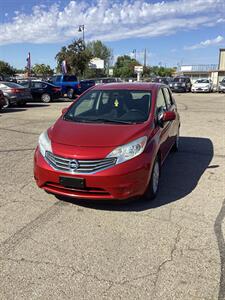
[163, 88, 173, 108]
[33, 82, 43, 88]
[156, 89, 167, 114]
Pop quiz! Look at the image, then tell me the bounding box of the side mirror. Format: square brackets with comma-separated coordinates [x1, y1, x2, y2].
[163, 111, 176, 122]
[61, 107, 68, 115]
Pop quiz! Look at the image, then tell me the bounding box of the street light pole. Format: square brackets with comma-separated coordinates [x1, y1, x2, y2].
[78, 25, 85, 44]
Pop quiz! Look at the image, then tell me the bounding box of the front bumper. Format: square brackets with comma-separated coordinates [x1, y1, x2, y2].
[191, 87, 210, 92]
[171, 86, 187, 92]
[34, 148, 152, 200]
[219, 86, 225, 93]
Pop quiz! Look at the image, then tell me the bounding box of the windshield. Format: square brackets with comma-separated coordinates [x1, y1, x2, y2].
[173, 77, 186, 83]
[64, 89, 152, 124]
[195, 79, 209, 83]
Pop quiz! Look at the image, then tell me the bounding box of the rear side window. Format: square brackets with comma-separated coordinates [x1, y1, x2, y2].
[63, 75, 77, 82]
[32, 82, 43, 88]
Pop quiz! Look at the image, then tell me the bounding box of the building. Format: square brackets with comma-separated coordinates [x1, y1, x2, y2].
[176, 48, 225, 86]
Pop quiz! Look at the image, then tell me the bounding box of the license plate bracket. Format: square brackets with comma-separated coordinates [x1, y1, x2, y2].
[59, 176, 85, 189]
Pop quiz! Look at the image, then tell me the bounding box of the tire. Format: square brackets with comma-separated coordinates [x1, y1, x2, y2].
[67, 89, 74, 99]
[144, 157, 160, 201]
[3, 97, 10, 108]
[17, 100, 26, 107]
[172, 128, 180, 152]
[41, 93, 51, 103]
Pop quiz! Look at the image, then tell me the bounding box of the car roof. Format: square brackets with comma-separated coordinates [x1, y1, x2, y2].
[91, 82, 165, 91]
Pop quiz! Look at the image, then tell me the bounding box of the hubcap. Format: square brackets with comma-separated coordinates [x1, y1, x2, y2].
[152, 161, 159, 194]
[42, 94, 50, 102]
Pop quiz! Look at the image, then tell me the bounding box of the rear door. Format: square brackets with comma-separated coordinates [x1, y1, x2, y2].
[31, 82, 45, 100]
[162, 87, 179, 148]
[155, 88, 171, 161]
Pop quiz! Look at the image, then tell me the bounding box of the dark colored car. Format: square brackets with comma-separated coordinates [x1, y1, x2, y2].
[151, 77, 173, 85]
[0, 81, 32, 107]
[0, 89, 7, 111]
[218, 78, 225, 93]
[34, 83, 180, 201]
[19, 80, 62, 103]
[77, 79, 96, 94]
[170, 76, 192, 92]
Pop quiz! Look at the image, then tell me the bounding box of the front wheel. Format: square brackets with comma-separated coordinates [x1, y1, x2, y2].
[144, 157, 160, 201]
[41, 93, 51, 103]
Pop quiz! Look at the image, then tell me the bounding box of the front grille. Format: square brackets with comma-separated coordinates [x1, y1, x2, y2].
[45, 151, 117, 174]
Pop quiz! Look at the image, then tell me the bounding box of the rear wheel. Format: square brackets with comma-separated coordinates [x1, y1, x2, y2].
[3, 97, 10, 108]
[144, 157, 160, 201]
[41, 93, 51, 103]
[67, 89, 74, 99]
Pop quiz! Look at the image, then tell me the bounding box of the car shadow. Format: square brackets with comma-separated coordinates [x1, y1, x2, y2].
[1, 108, 27, 113]
[56, 137, 214, 212]
[25, 103, 50, 108]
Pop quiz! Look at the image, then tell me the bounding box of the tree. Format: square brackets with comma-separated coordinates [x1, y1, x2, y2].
[143, 66, 176, 78]
[0, 60, 16, 76]
[32, 64, 54, 77]
[114, 55, 141, 78]
[55, 39, 93, 77]
[85, 40, 112, 77]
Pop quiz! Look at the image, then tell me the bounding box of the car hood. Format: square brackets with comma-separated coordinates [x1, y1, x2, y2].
[49, 118, 150, 147]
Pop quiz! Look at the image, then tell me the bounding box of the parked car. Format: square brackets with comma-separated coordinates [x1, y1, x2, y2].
[218, 78, 225, 93]
[34, 83, 180, 201]
[170, 76, 192, 92]
[0, 81, 32, 107]
[19, 80, 62, 103]
[77, 79, 96, 94]
[0, 89, 7, 111]
[151, 77, 173, 85]
[191, 78, 213, 93]
[48, 75, 80, 99]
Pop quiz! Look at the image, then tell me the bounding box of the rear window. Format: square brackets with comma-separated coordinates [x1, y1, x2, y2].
[174, 77, 186, 83]
[64, 89, 152, 124]
[63, 75, 77, 82]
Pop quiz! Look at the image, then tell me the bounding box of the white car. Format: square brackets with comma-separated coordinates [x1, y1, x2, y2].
[191, 79, 213, 93]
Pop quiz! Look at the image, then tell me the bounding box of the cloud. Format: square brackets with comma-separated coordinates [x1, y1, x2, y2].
[0, 0, 224, 45]
[184, 35, 224, 50]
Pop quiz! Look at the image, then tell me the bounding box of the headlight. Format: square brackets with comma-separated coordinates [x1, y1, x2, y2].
[182, 83, 186, 87]
[107, 136, 147, 165]
[38, 131, 52, 157]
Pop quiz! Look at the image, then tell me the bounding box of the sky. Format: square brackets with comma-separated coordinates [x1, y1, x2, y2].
[0, 0, 225, 70]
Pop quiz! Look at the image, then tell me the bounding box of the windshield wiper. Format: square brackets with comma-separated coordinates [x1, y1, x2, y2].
[90, 118, 134, 124]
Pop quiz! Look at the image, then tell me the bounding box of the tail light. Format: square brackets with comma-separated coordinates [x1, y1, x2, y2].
[10, 88, 24, 93]
[77, 83, 81, 89]
[52, 87, 61, 93]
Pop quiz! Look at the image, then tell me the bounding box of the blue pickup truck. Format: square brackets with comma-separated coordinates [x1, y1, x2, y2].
[49, 75, 81, 99]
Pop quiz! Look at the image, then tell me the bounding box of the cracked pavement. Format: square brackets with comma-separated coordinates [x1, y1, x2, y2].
[0, 94, 224, 299]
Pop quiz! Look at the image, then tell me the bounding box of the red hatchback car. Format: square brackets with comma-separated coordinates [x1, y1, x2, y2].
[34, 83, 180, 201]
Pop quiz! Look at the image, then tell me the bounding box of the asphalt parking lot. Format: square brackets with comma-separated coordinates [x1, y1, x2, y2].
[0, 93, 224, 300]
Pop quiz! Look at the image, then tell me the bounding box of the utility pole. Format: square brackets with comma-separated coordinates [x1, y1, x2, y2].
[144, 48, 147, 67]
